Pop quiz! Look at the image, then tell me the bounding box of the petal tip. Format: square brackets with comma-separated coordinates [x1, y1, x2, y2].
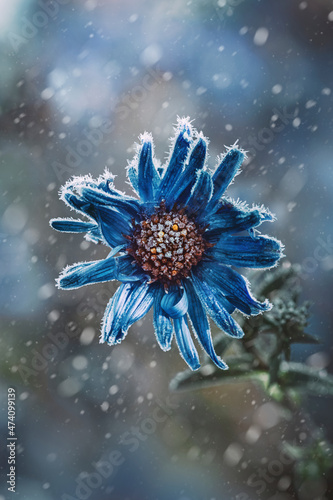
[176, 116, 193, 141]
[139, 131, 153, 145]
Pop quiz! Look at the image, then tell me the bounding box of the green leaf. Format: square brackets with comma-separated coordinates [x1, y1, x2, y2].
[269, 353, 281, 386]
[286, 331, 320, 345]
[278, 362, 333, 396]
[169, 354, 267, 392]
[254, 263, 301, 298]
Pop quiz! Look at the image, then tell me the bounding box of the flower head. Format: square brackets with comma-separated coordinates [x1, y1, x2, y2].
[50, 117, 283, 371]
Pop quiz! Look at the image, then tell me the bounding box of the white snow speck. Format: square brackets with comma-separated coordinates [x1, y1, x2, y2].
[140, 44, 162, 66]
[19, 392, 29, 401]
[2, 203, 28, 234]
[38, 283, 54, 300]
[162, 72, 173, 81]
[196, 86, 207, 95]
[41, 87, 54, 100]
[307, 351, 330, 370]
[305, 99, 316, 109]
[129, 14, 138, 23]
[253, 27, 269, 46]
[254, 402, 281, 429]
[272, 84, 282, 94]
[80, 327, 95, 345]
[72, 355, 88, 370]
[223, 443, 243, 466]
[48, 310, 60, 322]
[109, 385, 119, 395]
[245, 425, 261, 444]
[101, 401, 109, 411]
[85, 0, 97, 11]
[57, 378, 82, 397]
[292, 117, 301, 127]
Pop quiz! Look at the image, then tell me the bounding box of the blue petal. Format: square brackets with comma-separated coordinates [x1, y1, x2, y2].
[187, 136, 207, 173]
[153, 285, 174, 351]
[168, 136, 207, 206]
[115, 255, 150, 282]
[137, 135, 160, 202]
[101, 282, 155, 345]
[126, 164, 139, 195]
[95, 206, 132, 247]
[108, 244, 127, 258]
[186, 170, 213, 213]
[204, 147, 244, 215]
[174, 315, 200, 371]
[85, 225, 103, 244]
[195, 261, 271, 315]
[79, 186, 142, 221]
[203, 201, 274, 242]
[161, 287, 188, 318]
[96, 173, 115, 193]
[157, 118, 193, 203]
[191, 272, 245, 338]
[206, 235, 283, 268]
[62, 189, 93, 217]
[57, 255, 117, 290]
[184, 279, 228, 369]
[50, 218, 97, 233]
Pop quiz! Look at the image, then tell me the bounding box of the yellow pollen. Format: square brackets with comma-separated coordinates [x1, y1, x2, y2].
[151, 247, 157, 254]
[172, 224, 179, 231]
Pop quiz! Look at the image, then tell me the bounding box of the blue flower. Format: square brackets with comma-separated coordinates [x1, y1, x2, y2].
[50, 117, 283, 371]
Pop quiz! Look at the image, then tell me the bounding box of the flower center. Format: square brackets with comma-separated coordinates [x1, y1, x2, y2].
[127, 203, 210, 285]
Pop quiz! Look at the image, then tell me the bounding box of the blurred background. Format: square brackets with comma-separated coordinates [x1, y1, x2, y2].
[0, 0, 332, 499]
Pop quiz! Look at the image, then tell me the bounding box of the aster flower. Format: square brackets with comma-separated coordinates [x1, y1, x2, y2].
[50, 118, 283, 371]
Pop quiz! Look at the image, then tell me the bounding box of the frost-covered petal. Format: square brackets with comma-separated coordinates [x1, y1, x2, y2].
[95, 206, 133, 247]
[78, 186, 142, 221]
[157, 118, 193, 202]
[169, 136, 207, 206]
[186, 170, 213, 213]
[174, 315, 200, 371]
[204, 147, 244, 215]
[50, 218, 97, 233]
[191, 272, 245, 338]
[196, 261, 271, 315]
[85, 225, 103, 243]
[57, 255, 117, 290]
[115, 255, 150, 282]
[126, 163, 139, 195]
[61, 188, 93, 217]
[161, 287, 188, 319]
[184, 279, 228, 369]
[153, 285, 174, 351]
[137, 133, 160, 201]
[204, 201, 274, 242]
[207, 235, 283, 268]
[95, 170, 116, 193]
[101, 282, 155, 345]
